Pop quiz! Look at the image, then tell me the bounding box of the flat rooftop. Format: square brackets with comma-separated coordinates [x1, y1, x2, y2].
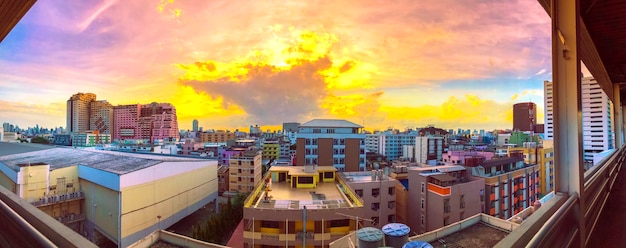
[252, 166, 353, 210]
[341, 171, 396, 183]
[429, 223, 508, 248]
[0, 144, 210, 175]
[0, 142, 54, 156]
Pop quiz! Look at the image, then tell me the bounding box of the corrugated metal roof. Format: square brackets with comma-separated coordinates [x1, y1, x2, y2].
[299, 119, 363, 128]
[0, 144, 208, 175]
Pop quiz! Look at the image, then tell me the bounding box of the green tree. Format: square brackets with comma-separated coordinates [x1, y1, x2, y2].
[31, 136, 49, 144]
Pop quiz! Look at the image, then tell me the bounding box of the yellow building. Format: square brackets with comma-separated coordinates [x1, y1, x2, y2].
[262, 139, 279, 160]
[0, 143, 218, 248]
[508, 144, 555, 195]
[243, 165, 364, 247]
[229, 150, 262, 193]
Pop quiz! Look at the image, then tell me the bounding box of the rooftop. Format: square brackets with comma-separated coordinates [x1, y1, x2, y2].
[0, 142, 54, 156]
[300, 119, 363, 128]
[340, 171, 396, 183]
[479, 157, 524, 168]
[0, 144, 209, 175]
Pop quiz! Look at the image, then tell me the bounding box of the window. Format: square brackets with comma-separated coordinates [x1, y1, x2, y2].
[355, 189, 363, 197]
[460, 195, 465, 209]
[421, 182, 425, 193]
[371, 202, 380, 211]
[388, 215, 396, 223]
[460, 212, 464, 220]
[249, 178, 254, 182]
[313, 129, 321, 133]
[421, 215, 425, 225]
[388, 201, 396, 209]
[324, 171, 334, 178]
[327, 128, 335, 133]
[330, 219, 350, 227]
[372, 188, 380, 197]
[298, 176, 314, 184]
[444, 199, 451, 213]
[261, 220, 280, 228]
[421, 199, 425, 209]
[388, 187, 395, 195]
[444, 217, 450, 226]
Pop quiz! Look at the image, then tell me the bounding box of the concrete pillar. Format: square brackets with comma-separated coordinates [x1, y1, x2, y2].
[551, 0, 586, 245]
[614, 84, 623, 148]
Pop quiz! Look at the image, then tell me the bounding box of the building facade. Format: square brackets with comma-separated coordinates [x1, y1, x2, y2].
[192, 119, 198, 132]
[262, 139, 280, 160]
[243, 166, 364, 247]
[200, 130, 236, 143]
[72, 132, 111, 147]
[544, 80, 554, 140]
[296, 119, 366, 172]
[407, 166, 485, 234]
[228, 150, 262, 193]
[581, 77, 615, 163]
[508, 144, 555, 195]
[67, 93, 97, 134]
[366, 130, 419, 161]
[112, 103, 179, 143]
[415, 136, 444, 164]
[513, 102, 537, 132]
[90, 100, 114, 134]
[113, 104, 141, 141]
[467, 157, 540, 220]
[342, 170, 396, 227]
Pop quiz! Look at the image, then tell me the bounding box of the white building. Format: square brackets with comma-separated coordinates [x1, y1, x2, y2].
[545, 78, 615, 163]
[415, 136, 444, 165]
[366, 130, 419, 161]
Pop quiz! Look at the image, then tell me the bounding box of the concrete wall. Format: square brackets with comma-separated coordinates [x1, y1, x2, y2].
[346, 178, 396, 227]
[18, 164, 50, 202]
[82, 178, 120, 245]
[120, 162, 218, 247]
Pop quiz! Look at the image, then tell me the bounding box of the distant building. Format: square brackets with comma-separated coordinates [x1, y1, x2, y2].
[342, 170, 397, 227]
[228, 149, 262, 193]
[90, 100, 114, 134]
[513, 102, 537, 132]
[217, 165, 229, 196]
[366, 130, 418, 161]
[296, 119, 366, 171]
[508, 143, 555, 195]
[53, 134, 72, 146]
[192, 119, 199, 132]
[113, 103, 179, 143]
[544, 81, 554, 139]
[407, 165, 485, 234]
[282, 122, 300, 133]
[262, 139, 279, 160]
[113, 104, 141, 141]
[66, 93, 97, 133]
[0, 143, 217, 247]
[415, 136, 444, 164]
[72, 132, 111, 147]
[200, 130, 235, 143]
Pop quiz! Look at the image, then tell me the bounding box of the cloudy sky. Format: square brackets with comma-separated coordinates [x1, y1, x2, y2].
[0, 0, 553, 131]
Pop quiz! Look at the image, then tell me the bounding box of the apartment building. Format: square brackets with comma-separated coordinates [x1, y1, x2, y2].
[90, 100, 114, 134]
[296, 119, 366, 172]
[513, 102, 537, 132]
[243, 165, 364, 247]
[228, 150, 262, 193]
[508, 143, 555, 195]
[365, 130, 418, 161]
[72, 132, 111, 147]
[200, 130, 236, 143]
[544, 81, 554, 139]
[112, 103, 179, 143]
[407, 165, 485, 234]
[342, 170, 397, 227]
[67, 93, 97, 133]
[467, 157, 540, 220]
[262, 139, 280, 160]
[415, 136, 444, 164]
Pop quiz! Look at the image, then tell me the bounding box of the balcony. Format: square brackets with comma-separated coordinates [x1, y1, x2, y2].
[31, 192, 85, 207]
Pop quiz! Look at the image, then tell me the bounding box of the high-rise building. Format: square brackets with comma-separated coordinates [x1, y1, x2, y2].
[544, 78, 615, 163]
[228, 150, 262, 193]
[544, 80, 554, 139]
[366, 130, 419, 161]
[113, 104, 141, 141]
[200, 130, 235, 143]
[513, 102, 537, 132]
[296, 119, 366, 171]
[66, 93, 96, 133]
[415, 136, 444, 164]
[282, 122, 300, 133]
[89, 100, 113, 134]
[192, 119, 198, 132]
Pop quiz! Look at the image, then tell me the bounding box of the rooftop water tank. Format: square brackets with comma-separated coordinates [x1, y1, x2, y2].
[382, 223, 410, 248]
[357, 227, 384, 248]
[402, 240, 434, 248]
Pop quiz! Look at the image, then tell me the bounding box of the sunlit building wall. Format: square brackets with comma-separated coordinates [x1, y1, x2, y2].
[67, 93, 97, 134]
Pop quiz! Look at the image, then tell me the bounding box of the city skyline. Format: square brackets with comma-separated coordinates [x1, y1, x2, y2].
[1, 0, 553, 131]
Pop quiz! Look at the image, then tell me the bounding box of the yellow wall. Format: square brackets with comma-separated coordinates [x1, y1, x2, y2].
[49, 166, 79, 195]
[120, 165, 217, 239]
[81, 179, 120, 242]
[19, 165, 49, 201]
[0, 171, 16, 193]
[38, 200, 82, 218]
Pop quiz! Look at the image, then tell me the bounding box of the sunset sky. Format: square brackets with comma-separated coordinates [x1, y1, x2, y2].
[0, 0, 554, 131]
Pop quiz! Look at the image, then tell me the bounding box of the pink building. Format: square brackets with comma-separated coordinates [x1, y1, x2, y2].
[443, 150, 495, 165]
[113, 104, 141, 141]
[113, 103, 179, 143]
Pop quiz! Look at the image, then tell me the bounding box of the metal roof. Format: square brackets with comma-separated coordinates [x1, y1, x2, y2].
[299, 119, 363, 128]
[0, 142, 54, 156]
[0, 0, 36, 43]
[0, 145, 207, 175]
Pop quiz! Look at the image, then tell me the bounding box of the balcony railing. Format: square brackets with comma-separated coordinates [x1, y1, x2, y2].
[32, 192, 85, 207]
[496, 146, 625, 247]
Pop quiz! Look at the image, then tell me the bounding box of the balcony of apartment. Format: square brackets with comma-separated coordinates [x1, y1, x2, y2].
[495, 0, 626, 247]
